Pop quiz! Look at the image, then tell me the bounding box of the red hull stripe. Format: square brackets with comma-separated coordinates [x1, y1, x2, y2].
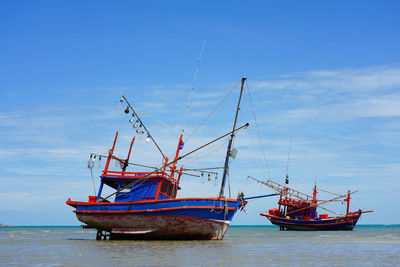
[270, 218, 359, 226]
[67, 197, 238, 206]
[74, 206, 235, 214]
[265, 215, 360, 226]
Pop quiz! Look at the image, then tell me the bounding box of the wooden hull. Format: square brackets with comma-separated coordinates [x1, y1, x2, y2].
[261, 212, 361, 231]
[77, 213, 230, 240]
[67, 197, 240, 240]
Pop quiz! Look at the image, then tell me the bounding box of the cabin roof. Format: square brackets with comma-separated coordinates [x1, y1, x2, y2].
[100, 175, 181, 190]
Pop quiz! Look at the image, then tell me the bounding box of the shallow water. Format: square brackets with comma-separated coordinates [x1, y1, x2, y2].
[1, 225, 399, 266]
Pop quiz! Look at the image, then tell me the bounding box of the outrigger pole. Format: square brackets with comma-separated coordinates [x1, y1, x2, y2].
[219, 77, 246, 198]
[122, 95, 166, 159]
[103, 122, 249, 201]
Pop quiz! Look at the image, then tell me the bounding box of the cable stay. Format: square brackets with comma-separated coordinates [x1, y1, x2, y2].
[285, 138, 292, 184]
[103, 122, 249, 201]
[120, 96, 166, 159]
[246, 82, 272, 180]
[318, 188, 343, 197]
[185, 80, 241, 143]
[286, 190, 359, 216]
[183, 40, 206, 133]
[89, 153, 158, 170]
[248, 176, 313, 201]
[219, 77, 246, 198]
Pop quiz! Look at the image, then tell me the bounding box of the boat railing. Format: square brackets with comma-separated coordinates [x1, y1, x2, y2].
[279, 198, 310, 207]
[101, 170, 179, 184]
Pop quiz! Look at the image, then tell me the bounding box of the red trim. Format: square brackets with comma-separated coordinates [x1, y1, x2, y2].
[73, 205, 235, 214]
[102, 171, 177, 182]
[261, 213, 361, 226]
[269, 217, 360, 226]
[361, 210, 373, 213]
[66, 197, 238, 206]
[159, 191, 170, 199]
[155, 179, 162, 200]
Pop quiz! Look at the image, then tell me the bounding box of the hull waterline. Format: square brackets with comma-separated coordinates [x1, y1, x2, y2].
[68, 197, 240, 240]
[261, 212, 361, 231]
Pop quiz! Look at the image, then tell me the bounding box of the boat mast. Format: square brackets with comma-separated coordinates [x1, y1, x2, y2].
[345, 189, 351, 216]
[219, 77, 246, 198]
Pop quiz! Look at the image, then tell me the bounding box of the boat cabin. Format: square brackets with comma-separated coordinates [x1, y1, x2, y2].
[98, 172, 181, 202]
[94, 131, 183, 203]
[278, 197, 317, 220]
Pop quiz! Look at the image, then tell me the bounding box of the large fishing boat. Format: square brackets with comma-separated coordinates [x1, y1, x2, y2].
[249, 177, 372, 231]
[67, 78, 249, 240]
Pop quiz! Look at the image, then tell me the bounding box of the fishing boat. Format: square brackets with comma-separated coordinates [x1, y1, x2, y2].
[248, 177, 373, 231]
[66, 77, 249, 240]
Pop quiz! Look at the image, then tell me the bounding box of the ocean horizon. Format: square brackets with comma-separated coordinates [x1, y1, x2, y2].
[0, 224, 400, 229]
[1, 224, 399, 266]
[1, 224, 399, 227]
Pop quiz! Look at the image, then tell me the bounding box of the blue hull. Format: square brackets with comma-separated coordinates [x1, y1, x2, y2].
[68, 197, 241, 240]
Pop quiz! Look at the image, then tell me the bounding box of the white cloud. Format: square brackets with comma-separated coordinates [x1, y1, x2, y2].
[1, 64, 400, 224]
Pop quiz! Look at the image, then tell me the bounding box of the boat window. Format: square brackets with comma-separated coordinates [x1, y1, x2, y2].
[167, 184, 173, 196]
[171, 186, 177, 198]
[160, 181, 168, 194]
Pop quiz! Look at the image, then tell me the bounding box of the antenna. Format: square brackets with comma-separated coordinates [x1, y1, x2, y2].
[285, 138, 292, 185]
[183, 40, 206, 133]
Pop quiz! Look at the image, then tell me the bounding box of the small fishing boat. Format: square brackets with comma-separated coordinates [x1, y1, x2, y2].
[67, 78, 249, 240]
[249, 177, 373, 231]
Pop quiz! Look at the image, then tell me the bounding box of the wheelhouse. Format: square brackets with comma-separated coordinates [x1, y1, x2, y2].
[95, 131, 183, 203]
[98, 172, 181, 202]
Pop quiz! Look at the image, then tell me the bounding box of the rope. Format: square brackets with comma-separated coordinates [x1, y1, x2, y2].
[227, 171, 231, 198]
[185, 80, 241, 143]
[286, 138, 292, 180]
[183, 40, 206, 133]
[134, 107, 169, 128]
[246, 82, 271, 179]
[181, 136, 229, 163]
[90, 169, 97, 195]
[319, 188, 342, 197]
[102, 123, 249, 201]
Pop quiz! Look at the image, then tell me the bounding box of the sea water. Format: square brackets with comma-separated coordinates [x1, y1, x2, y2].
[1, 225, 399, 266]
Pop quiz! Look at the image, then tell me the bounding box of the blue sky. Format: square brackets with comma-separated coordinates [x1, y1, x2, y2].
[1, 0, 399, 225]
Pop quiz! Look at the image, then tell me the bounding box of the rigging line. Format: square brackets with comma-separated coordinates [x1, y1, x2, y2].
[90, 169, 97, 195]
[318, 188, 342, 197]
[89, 153, 158, 170]
[185, 80, 241, 143]
[286, 190, 358, 215]
[134, 106, 169, 128]
[183, 167, 224, 171]
[122, 96, 166, 159]
[182, 137, 229, 161]
[104, 123, 249, 201]
[183, 40, 206, 133]
[286, 138, 292, 177]
[103, 122, 249, 200]
[227, 171, 231, 198]
[246, 82, 271, 179]
[179, 135, 229, 163]
[168, 134, 225, 165]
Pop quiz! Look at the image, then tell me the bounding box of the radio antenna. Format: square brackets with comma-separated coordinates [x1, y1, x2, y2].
[182, 40, 206, 133]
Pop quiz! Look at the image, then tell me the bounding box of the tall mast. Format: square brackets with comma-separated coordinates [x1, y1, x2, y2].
[219, 77, 246, 198]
